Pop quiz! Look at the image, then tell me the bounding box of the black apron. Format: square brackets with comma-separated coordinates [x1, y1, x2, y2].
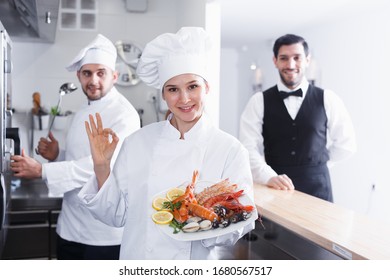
[262, 85, 333, 202]
[271, 164, 333, 202]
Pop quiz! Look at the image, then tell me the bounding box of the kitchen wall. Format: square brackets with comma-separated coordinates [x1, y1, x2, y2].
[10, 0, 219, 156]
[220, 4, 390, 223]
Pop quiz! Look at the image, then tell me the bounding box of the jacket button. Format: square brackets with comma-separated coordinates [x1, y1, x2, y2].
[291, 151, 296, 155]
[292, 137, 296, 141]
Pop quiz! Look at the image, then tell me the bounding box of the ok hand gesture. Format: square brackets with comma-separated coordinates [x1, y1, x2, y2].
[85, 113, 119, 188]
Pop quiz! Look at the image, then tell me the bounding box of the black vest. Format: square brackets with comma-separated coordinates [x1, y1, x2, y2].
[262, 85, 333, 201]
[262, 85, 329, 168]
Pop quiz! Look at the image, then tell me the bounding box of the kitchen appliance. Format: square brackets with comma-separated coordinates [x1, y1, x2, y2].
[1, 20, 20, 258]
[0, 0, 60, 43]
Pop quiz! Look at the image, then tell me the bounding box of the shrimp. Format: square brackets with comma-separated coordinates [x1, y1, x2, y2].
[187, 202, 218, 222]
[171, 171, 199, 223]
[217, 199, 254, 213]
[179, 200, 189, 216]
[172, 170, 199, 204]
[191, 170, 199, 185]
[173, 208, 188, 223]
[202, 189, 244, 208]
[195, 180, 238, 205]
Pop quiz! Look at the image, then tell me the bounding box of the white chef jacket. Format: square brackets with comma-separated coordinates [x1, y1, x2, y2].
[79, 114, 256, 259]
[43, 87, 140, 245]
[239, 78, 357, 184]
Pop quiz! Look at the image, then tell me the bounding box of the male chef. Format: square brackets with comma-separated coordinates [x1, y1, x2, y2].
[11, 34, 140, 259]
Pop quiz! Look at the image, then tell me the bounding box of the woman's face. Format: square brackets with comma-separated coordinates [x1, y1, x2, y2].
[162, 73, 209, 131]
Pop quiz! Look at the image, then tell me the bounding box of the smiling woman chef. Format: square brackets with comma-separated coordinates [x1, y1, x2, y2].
[78, 27, 257, 259]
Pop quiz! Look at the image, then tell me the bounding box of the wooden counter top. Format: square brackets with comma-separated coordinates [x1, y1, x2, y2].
[253, 183, 390, 260]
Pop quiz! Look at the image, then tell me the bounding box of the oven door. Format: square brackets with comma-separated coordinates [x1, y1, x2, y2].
[0, 174, 7, 257]
[0, 21, 13, 258]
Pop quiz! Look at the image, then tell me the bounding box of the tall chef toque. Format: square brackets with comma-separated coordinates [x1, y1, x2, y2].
[66, 34, 117, 72]
[136, 27, 212, 90]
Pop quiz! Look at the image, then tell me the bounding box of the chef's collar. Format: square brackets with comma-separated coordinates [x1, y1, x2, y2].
[277, 77, 309, 97]
[184, 114, 211, 141]
[164, 113, 211, 142]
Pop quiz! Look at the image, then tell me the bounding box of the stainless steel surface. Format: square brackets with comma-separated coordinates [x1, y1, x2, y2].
[2, 210, 50, 259]
[0, 19, 13, 258]
[219, 219, 342, 260]
[10, 178, 62, 211]
[0, 20, 11, 173]
[0, 0, 60, 43]
[0, 175, 5, 232]
[0, 175, 6, 258]
[2, 178, 62, 259]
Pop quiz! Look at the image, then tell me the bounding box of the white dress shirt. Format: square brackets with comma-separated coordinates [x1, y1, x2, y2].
[79, 114, 256, 259]
[42, 87, 140, 245]
[239, 78, 357, 184]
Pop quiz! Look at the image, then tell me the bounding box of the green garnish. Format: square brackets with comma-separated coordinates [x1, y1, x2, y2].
[163, 201, 182, 211]
[162, 201, 184, 233]
[169, 219, 185, 234]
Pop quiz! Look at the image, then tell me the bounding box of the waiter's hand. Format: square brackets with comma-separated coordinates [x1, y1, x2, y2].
[85, 113, 119, 189]
[11, 149, 42, 179]
[266, 174, 295, 191]
[37, 131, 59, 161]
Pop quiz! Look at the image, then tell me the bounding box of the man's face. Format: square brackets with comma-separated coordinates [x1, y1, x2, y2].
[273, 43, 310, 89]
[77, 64, 118, 101]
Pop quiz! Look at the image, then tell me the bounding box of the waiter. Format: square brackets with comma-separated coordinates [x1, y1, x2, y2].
[11, 34, 140, 259]
[239, 34, 356, 202]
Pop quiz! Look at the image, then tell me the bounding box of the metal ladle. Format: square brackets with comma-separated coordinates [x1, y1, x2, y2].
[35, 82, 77, 155]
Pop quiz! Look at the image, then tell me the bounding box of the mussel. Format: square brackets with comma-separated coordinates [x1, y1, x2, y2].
[219, 219, 231, 228]
[230, 211, 251, 223]
[213, 205, 228, 218]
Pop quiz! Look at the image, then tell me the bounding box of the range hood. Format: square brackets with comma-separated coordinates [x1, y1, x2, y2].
[0, 0, 59, 43]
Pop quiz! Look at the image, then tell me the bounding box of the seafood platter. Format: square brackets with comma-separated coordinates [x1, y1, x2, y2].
[151, 171, 258, 241]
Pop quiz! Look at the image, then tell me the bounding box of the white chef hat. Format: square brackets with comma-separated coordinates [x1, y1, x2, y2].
[65, 34, 117, 72]
[136, 27, 212, 90]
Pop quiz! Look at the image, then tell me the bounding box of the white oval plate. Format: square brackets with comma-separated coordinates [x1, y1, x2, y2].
[152, 181, 258, 241]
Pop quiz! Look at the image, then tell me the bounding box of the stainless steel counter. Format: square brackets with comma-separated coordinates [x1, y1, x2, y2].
[10, 178, 62, 211]
[2, 178, 62, 259]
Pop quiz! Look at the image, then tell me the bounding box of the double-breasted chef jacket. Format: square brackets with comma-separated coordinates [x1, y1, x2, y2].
[43, 87, 140, 245]
[79, 114, 256, 259]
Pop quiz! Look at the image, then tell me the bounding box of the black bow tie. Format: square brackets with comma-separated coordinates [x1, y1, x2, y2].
[279, 88, 303, 99]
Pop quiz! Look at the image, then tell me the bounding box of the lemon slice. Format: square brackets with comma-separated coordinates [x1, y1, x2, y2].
[166, 188, 185, 201]
[152, 211, 174, 225]
[152, 197, 170, 211]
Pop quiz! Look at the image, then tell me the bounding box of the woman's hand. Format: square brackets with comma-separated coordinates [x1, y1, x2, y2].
[85, 113, 119, 189]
